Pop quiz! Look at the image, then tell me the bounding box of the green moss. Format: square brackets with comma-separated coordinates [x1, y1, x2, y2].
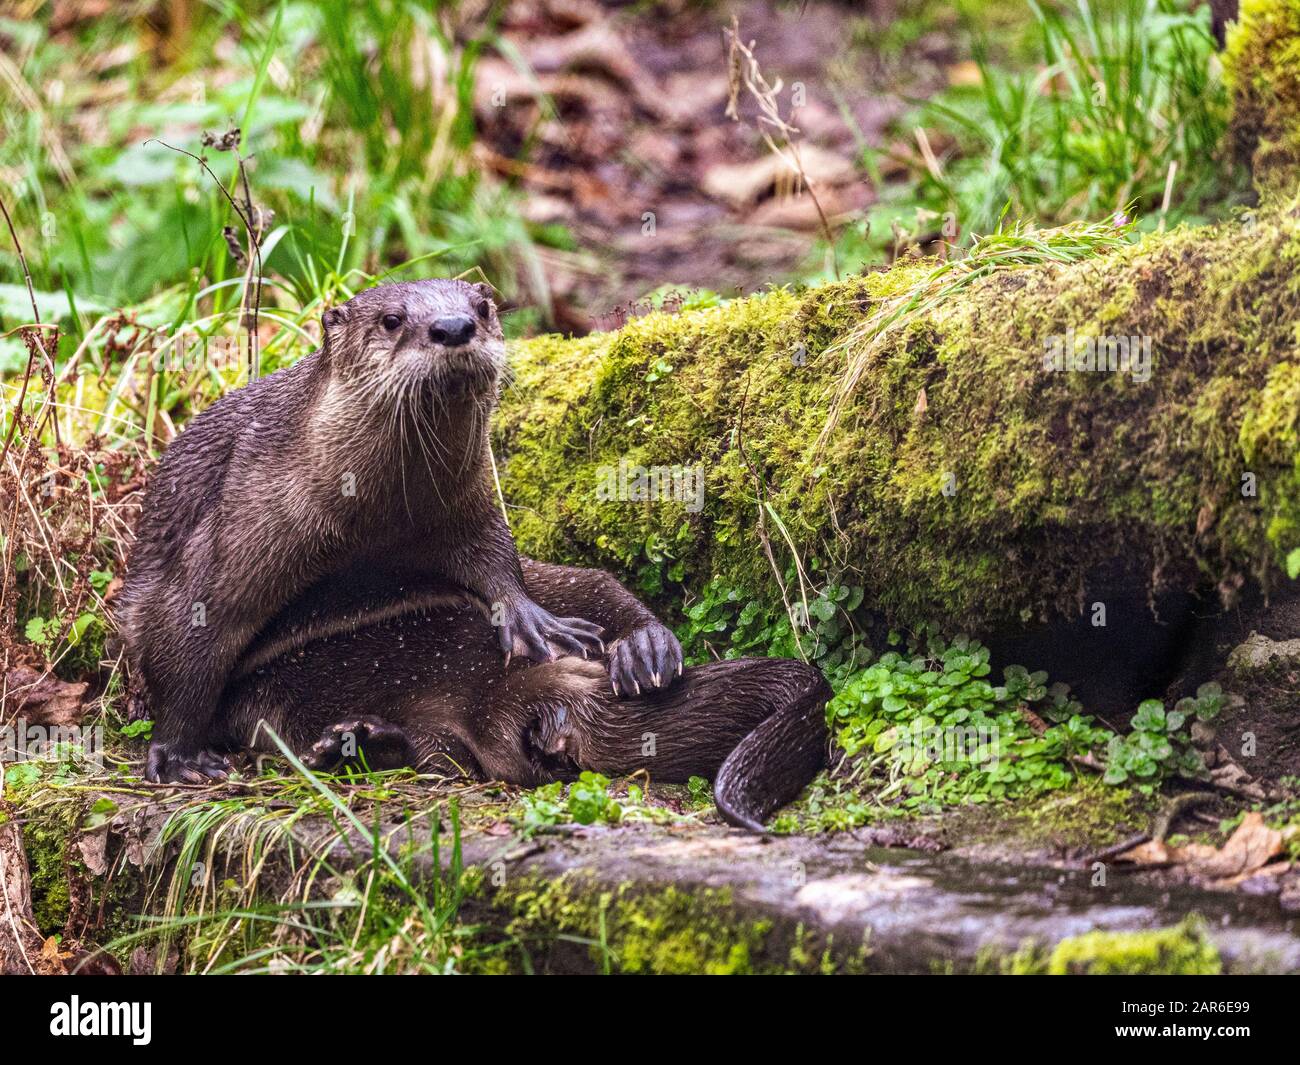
[498, 211, 1300, 639]
[978, 782, 1156, 852]
[21, 814, 74, 935]
[1042, 917, 1222, 975]
[778, 776, 1153, 852]
[1224, 0, 1300, 193]
[496, 872, 765, 974]
[491, 871, 861, 974]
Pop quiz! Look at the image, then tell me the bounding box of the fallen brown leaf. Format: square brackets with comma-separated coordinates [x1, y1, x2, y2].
[1209, 755, 1268, 800]
[1197, 812, 1284, 880]
[38, 935, 71, 975]
[702, 144, 857, 208]
[2, 667, 88, 729]
[946, 60, 983, 87]
[77, 829, 109, 877]
[1118, 812, 1290, 886]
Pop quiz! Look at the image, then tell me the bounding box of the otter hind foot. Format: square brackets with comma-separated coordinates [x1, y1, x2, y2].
[303, 715, 415, 773]
[146, 741, 232, 785]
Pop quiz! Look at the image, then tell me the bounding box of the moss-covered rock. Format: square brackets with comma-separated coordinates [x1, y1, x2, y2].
[1225, 0, 1300, 192]
[955, 783, 1156, 859]
[1041, 917, 1223, 975]
[21, 807, 75, 935]
[489, 871, 858, 974]
[497, 211, 1300, 637]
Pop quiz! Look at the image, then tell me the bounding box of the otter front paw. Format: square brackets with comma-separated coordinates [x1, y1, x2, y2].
[498, 599, 605, 662]
[608, 621, 684, 697]
[303, 716, 415, 772]
[145, 742, 231, 784]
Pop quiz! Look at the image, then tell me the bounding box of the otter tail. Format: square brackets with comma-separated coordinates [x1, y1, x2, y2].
[712, 667, 831, 832]
[523, 656, 832, 832]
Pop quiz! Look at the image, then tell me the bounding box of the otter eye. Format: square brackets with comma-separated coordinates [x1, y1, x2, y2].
[475, 299, 491, 321]
[381, 313, 403, 331]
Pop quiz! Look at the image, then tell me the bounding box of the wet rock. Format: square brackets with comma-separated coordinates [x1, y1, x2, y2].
[1228, 632, 1300, 673]
[462, 822, 1300, 973]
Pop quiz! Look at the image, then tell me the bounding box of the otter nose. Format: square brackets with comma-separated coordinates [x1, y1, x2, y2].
[429, 315, 476, 347]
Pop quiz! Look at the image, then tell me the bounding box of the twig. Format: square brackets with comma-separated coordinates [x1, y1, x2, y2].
[0, 195, 40, 324]
[1085, 831, 1150, 866]
[231, 142, 266, 369]
[736, 375, 808, 660]
[1158, 160, 1177, 233]
[1081, 791, 1219, 868]
[724, 17, 839, 279]
[147, 138, 264, 379]
[0, 812, 39, 974]
[0, 191, 47, 466]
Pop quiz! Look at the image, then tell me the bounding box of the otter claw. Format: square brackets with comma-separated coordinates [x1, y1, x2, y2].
[499, 601, 604, 663]
[606, 621, 684, 700]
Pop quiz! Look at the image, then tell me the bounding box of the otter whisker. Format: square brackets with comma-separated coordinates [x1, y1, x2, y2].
[408, 383, 449, 512]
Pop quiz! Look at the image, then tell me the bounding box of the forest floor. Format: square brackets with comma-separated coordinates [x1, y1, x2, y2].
[10, 765, 1300, 973]
[469, 0, 937, 329]
[3, 0, 1296, 974]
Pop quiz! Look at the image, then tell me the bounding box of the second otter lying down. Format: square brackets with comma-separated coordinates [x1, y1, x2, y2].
[218, 558, 830, 832]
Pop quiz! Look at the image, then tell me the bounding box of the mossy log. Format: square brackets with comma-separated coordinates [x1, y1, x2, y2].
[18, 795, 1300, 974]
[1226, 0, 1300, 190]
[497, 210, 1300, 636]
[496, 1, 1300, 638]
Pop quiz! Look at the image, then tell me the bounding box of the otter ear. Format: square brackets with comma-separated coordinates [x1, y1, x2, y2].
[472, 281, 496, 303]
[323, 305, 349, 332]
[321, 306, 349, 360]
[320, 306, 350, 365]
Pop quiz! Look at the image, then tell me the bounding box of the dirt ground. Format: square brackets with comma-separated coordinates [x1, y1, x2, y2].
[473, 0, 961, 329]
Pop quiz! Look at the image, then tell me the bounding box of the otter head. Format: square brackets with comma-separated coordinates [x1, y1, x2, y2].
[321, 279, 505, 401]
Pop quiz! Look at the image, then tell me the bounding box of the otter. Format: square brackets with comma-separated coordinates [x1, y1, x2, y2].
[120, 277, 830, 827]
[118, 280, 614, 783]
[219, 560, 831, 831]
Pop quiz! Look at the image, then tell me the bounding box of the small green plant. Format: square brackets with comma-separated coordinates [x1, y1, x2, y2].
[513, 772, 688, 833]
[4, 761, 43, 793]
[769, 774, 888, 834]
[515, 772, 625, 830]
[120, 719, 153, 741]
[686, 775, 713, 809]
[826, 634, 1112, 810]
[1103, 683, 1225, 787]
[676, 576, 869, 687]
[643, 357, 675, 383]
[20, 610, 103, 676]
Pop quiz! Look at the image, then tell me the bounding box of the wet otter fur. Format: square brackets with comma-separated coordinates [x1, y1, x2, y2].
[221, 559, 831, 832]
[119, 280, 609, 783]
[120, 277, 829, 826]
